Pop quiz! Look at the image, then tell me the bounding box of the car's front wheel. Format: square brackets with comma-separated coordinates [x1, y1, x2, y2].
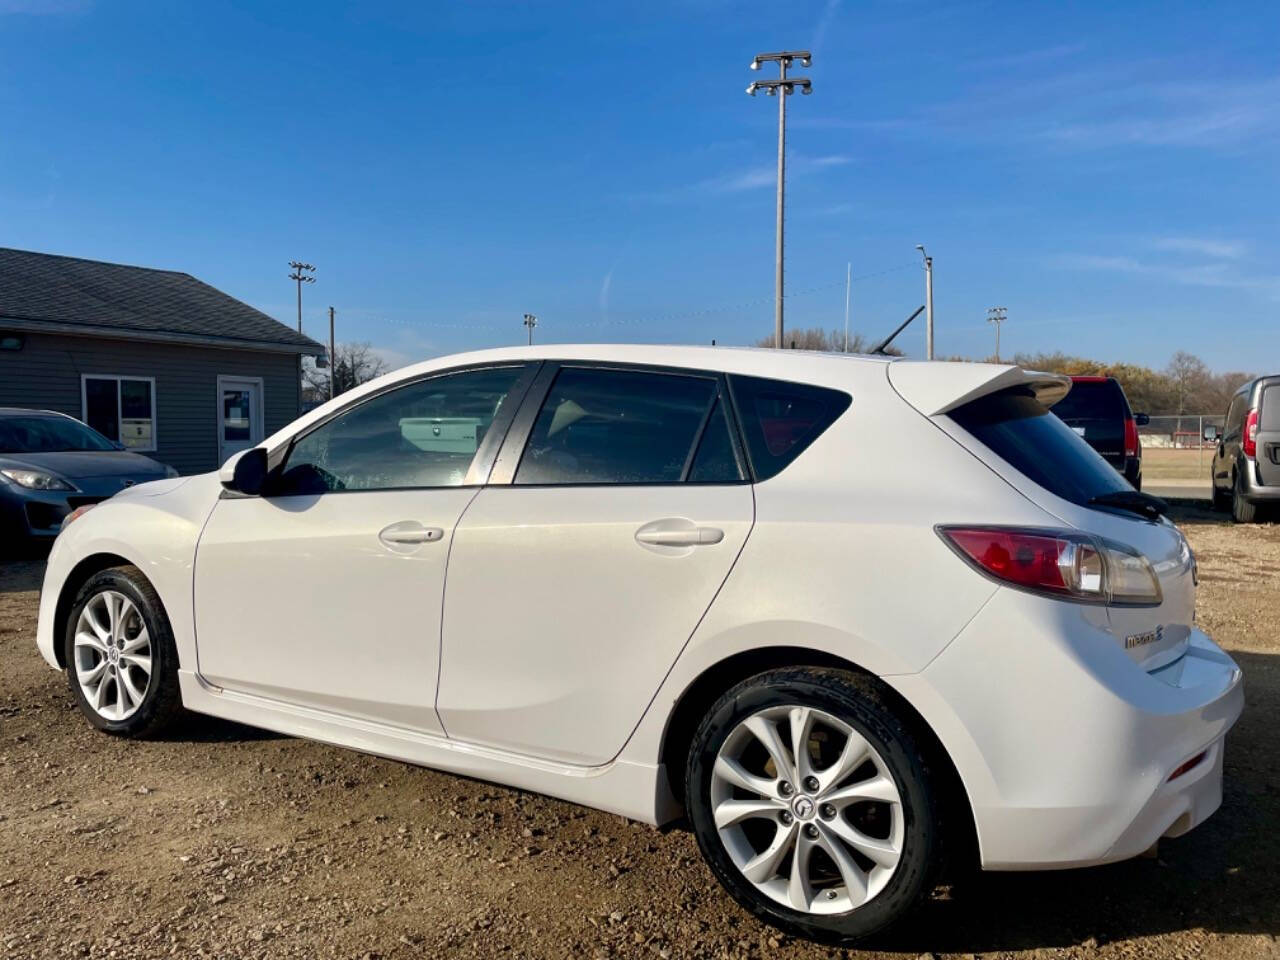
[64, 565, 183, 737]
[685, 667, 940, 945]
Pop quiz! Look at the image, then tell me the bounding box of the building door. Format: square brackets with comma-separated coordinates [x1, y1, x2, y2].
[217, 376, 264, 466]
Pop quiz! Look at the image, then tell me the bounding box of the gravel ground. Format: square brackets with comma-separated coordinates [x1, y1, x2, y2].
[1, 504, 1277, 960]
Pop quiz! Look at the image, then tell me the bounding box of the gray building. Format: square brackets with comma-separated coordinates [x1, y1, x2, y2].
[0, 248, 323, 475]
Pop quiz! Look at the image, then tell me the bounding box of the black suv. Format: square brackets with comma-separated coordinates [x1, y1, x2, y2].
[1050, 376, 1148, 490]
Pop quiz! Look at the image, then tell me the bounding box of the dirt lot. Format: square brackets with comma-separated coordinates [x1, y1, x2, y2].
[1, 504, 1277, 960]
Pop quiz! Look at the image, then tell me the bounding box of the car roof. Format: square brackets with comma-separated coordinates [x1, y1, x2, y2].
[0, 407, 74, 418]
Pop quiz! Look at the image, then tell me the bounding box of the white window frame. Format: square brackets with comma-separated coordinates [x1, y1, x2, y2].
[216, 374, 266, 453]
[80, 374, 158, 453]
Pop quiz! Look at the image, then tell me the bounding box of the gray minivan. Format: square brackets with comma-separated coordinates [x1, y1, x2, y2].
[1207, 375, 1280, 522]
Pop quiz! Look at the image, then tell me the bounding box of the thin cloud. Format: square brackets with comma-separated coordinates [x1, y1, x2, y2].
[1053, 252, 1280, 299]
[1151, 236, 1245, 259]
[811, 0, 841, 56]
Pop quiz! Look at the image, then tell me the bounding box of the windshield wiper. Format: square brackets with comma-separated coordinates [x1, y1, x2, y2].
[1088, 489, 1168, 519]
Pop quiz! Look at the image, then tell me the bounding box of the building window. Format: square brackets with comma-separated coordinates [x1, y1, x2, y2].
[82, 376, 157, 452]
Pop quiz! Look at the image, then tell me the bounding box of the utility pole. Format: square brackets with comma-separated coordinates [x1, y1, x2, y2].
[843, 262, 851, 352]
[747, 51, 812, 349]
[522, 313, 538, 345]
[987, 306, 1007, 363]
[915, 245, 934, 359]
[328, 306, 336, 402]
[288, 261, 315, 333]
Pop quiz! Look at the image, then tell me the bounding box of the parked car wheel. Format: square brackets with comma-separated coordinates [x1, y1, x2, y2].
[1231, 473, 1258, 524]
[64, 566, 183, 737]
[1211, 473, 1231, 511]
[685, 667, 939, 945]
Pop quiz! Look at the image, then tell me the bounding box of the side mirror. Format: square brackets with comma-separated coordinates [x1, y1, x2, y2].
[219, 447, 269, 495]
[1134, 412, 1150, 426]
[1203, 424, 1219, 442]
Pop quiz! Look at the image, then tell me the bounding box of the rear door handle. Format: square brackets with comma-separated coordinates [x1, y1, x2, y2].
[635, 520, 724, 547]
[379, 521, 444, 548]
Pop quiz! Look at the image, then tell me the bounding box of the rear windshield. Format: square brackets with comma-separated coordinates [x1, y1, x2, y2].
[1050, 379, 1129, 421]
[950, 388, 1131, 506]
[1262, 384, 1280, 431]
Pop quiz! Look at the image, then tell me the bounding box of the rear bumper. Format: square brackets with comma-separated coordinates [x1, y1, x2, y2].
[889, 589, 1243, 870]
[1239, 460, 1280, 502]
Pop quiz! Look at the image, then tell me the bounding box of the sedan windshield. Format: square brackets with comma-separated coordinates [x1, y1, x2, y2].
[0, 416, 117, 453]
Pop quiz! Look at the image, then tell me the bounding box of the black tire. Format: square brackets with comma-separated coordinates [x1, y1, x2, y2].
[63, 565, 184, 737]
[1211, 474, 1231, 511]
[1231, 472, 1257, 524]
[684, 667, 941, 945]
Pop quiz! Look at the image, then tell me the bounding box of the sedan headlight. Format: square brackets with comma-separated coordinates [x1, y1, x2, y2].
[0, 468, 75, 491]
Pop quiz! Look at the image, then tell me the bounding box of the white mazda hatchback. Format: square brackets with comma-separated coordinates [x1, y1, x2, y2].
[36, 345, 1242, 943]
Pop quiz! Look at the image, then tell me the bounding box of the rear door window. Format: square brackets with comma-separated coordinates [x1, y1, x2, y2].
[514, 367, 722, 485]
[728, 375, 851, 481]
[1261, 384, 1280, 431]
[950, 387, 1131, 507]
[1050, 379, 1128, 421]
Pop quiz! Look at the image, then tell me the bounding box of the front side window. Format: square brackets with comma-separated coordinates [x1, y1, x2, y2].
[83, 376, 155, 451]
[515, 367, 720, 485]
[274, 365, 525, 494]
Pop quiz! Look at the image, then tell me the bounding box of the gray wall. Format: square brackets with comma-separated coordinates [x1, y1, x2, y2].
[0, 332, 302, 475]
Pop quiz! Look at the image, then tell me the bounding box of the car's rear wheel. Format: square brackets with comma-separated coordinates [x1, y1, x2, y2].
[64, 565, 183, 737]
[685, 667, 940, 945]
[1231, 472, 1257, 523]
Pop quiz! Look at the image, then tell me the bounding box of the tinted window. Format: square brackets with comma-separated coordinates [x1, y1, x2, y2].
[275, 366, 524, 494]
[950, 388, 1131, 506]
[0, 415, 115, 453]
[728, 375, 851, 481]
[688, 398, 744, 483]
[84, 377, 120, 441]
[1262, 385, 1280, 432]
[515, 368, 716, 485]
[1050, 379, 1128, 421]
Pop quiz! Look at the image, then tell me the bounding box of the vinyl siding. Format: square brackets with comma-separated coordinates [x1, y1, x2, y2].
[0, 332, 302, 475]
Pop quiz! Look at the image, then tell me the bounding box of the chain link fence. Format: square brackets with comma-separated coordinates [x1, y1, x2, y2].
[1138, 415, 1224, 492]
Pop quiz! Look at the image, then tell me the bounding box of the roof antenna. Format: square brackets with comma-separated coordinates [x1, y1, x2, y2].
[869, 305, 925, 355]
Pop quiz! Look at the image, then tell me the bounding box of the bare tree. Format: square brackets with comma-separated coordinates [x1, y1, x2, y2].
[753, 326, 902, 355]
[302, 341, 389, 406]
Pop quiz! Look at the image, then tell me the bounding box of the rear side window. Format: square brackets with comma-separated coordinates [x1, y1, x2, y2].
[515, 367, 719, 485]
[950, 388, 1131, 506]
[1050, 379, 1129, 421]
[728, 375, 851, 481]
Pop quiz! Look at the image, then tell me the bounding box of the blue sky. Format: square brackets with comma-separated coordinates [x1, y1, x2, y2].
[1, 0, 1276, 372]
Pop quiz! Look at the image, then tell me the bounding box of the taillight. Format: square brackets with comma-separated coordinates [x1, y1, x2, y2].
[1243, 408, 1259, 458]
[1124, 417, 1140, 458]
[938, 526, 1162, 606]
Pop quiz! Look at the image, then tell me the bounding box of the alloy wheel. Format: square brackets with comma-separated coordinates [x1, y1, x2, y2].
[73, 589, 153, 721]
[710, 704, 903, 916]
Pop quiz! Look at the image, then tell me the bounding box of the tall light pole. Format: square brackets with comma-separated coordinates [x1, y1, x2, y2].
[522, 313, 538, 345]
[915, 245, 934, 360]
[987, 306, 1007, 363]
[843, 261, 851, 352]
[288, 261, 315, 333]
[328, 306, 336, 402]
[747, 50, 812, 349]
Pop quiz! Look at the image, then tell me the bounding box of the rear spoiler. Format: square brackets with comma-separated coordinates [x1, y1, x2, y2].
[888, 361, 1072, 417]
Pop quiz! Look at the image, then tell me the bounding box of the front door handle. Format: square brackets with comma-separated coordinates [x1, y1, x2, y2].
[379, 521, 444, 548]
[635, 519, 724, 548]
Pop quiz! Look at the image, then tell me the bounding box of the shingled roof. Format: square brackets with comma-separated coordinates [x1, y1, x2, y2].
[0, 247, 322, 353]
